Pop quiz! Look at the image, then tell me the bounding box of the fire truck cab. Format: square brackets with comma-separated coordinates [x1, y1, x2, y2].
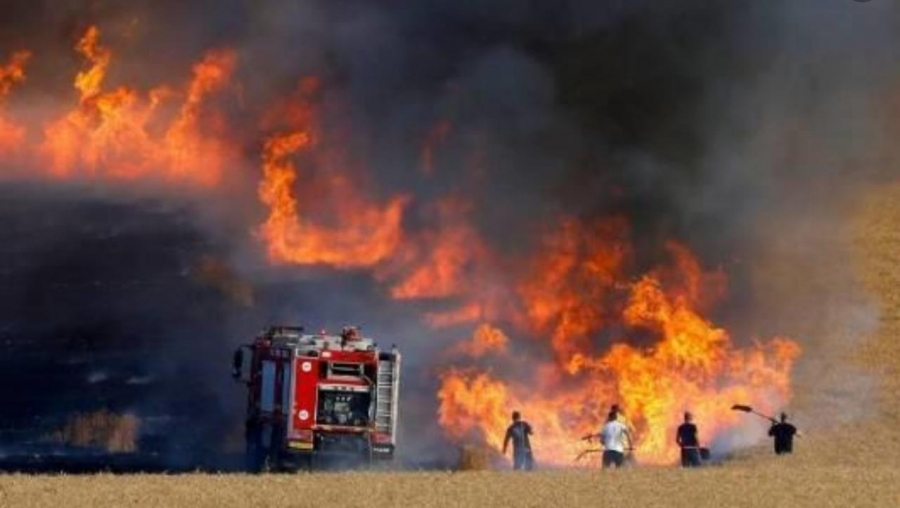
[232, 325, 400, 471]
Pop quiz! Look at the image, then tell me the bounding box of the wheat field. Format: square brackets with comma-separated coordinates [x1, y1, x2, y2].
[0, 184, 898, 507]
[1, 464, 899, 508]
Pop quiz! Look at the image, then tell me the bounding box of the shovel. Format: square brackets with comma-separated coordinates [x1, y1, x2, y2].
[731, 404, 777, 423]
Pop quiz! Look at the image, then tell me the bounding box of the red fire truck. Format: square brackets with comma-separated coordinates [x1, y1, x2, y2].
[232, 325, 401, 471]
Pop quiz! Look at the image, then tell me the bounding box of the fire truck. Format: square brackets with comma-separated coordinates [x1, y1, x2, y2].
[232, 325, 401, 471]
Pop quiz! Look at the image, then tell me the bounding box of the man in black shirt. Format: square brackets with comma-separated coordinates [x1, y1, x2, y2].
[676, 412, 701, 467]
[502, 411, 534, 470]
[768, 412, 798, 455]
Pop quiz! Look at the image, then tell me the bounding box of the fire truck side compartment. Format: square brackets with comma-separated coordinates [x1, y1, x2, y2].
[291, 356, 319, 436]
[260, 361, 276, 412]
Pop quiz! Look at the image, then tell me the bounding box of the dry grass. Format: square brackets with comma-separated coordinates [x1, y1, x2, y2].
[2, 184, 899, 507]
[47, 409, 139, 453]
[845, 182, 900, 464]
[458, 444, 503, 470]
[0, 464, 898, 508]
[857, 186, 900, 389]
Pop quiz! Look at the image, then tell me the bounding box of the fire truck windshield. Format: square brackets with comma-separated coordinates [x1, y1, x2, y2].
[317, 390, 371, 426]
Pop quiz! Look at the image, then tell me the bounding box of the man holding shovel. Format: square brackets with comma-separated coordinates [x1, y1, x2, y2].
[732, 405, 800, 455]
[768, 412, 798, 455]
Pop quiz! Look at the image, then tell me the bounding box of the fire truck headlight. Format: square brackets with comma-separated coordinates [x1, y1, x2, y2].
[298, 410, 309, 421]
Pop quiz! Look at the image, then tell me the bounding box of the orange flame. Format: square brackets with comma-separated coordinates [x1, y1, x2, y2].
[517, 217, 631, 367]
[0, 50, 31, 155]
[448, 323, 510, 358]
[257, 79, 408, 268]
[438, 370, 511, 451]
[387, 196, 485, 299]
[0, 50, 30, 97]
[162, 49, 237, 186]
[40, 26, 236, 184]
[436, 219, 801, 466]
[73, 26, 110, 102]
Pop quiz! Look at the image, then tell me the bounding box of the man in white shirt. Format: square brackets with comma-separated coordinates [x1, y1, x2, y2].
[599, 411, 631, 468]
[611, 404, 635, 451]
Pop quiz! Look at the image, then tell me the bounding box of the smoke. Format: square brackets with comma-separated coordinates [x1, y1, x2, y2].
[687, 0, 898, 432]
[0, 0, 897, 467]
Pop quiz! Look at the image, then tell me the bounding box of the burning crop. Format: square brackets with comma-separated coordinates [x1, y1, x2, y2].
[434, 221, 801, 466]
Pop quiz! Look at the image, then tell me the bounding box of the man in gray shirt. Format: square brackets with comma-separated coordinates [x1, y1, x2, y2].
[502, 411, 534, 470]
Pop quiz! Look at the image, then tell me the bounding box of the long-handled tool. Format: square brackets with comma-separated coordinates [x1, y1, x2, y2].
[576, 433, 636, 464]
[575, 448, 602, 461]
[576, 433, 602, 462]
[731, 404, 777, 423]
[575, 447, 636, 463]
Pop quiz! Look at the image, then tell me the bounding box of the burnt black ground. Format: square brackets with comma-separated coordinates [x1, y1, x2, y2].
[0, 185, 253, 469]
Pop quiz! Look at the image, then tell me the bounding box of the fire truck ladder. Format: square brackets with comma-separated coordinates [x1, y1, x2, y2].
[375, 349, 400, 437]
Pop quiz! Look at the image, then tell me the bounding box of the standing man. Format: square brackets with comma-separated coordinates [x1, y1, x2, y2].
[610, 404, 629, 426]
[768, 412, 798, 455]
[502, 411, 534, 470]
[676, 412, 702, 467]
[599, 411, 631, 468]
[611, 404, 636, 458]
